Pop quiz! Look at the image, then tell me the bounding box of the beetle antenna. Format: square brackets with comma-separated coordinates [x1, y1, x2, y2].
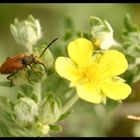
[39, 37, 59, 58]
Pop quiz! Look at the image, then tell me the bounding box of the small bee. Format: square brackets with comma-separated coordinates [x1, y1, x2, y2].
[0, 38, 58, 86]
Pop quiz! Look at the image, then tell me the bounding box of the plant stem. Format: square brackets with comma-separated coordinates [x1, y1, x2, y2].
[62, 94, 79, 114]
[26, 45, 33, 54]
[33, 82, 42, 104]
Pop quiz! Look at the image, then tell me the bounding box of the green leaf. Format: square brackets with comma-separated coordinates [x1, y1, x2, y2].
[105, 98, 120, 112]
[0, 121, 11, 136]
[31, 92, 38, 103]
[3, 111, 15, 124]
[0, 96, 8, 104]
[0, 96, 12, 112]
[63, 16, 74, 41]
[49, 124, 62, 131]
[20, 85, 34, 96]
[38, 92, 62, 124]
[27, 14, 36, 24]
[124, 14, 138, 32]
[63, 30, 73, 41]
[46, 67, 55, 75]
[132, 64, 140, 83]
[121, 69, 134, 85]
[57, 110, 72, 122]
[76, 31, 92, 40]
[125, 54, 136, 64]
[0, 81, 14, 87]
[64, 16, 74, 30]
[122, 64, 140, 84]
[89, 16, 102, 28]
[7, 99, 14, 111]
[17, 92, 25, 99]
[46, 92, 54, 101]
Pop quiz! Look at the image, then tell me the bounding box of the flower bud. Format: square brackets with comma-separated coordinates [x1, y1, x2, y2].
[33, 123, 50, 135]
[90, 16, 118, 50]
[38, 94, 61, 124]
[12, 70, 30, 85]
[34, 43, 55, 75]
[14, 97, 38, 126]
[12, 67, 43, 85]
[42, 49, 54, 70]
[10, 15, 42, 53]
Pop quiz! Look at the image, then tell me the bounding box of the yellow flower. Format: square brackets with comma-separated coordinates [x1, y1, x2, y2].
[55, 38, 131, 104]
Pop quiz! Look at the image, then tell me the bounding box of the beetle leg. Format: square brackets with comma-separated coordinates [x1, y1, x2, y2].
[29, 64, 42, 76]
[7, 71, 18, 87]
[24, 68, 34, 85]
[36, 62, 48, 76]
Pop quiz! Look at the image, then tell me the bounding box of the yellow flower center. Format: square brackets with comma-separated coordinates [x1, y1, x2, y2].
[79, 63, 105, 84]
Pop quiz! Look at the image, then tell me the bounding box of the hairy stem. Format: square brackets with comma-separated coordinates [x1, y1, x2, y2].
[26, 45, 33, 54]
[33, 82, 42, 104]
[62, 94, 79, 114]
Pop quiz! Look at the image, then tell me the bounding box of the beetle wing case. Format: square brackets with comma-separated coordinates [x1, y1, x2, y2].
[0, 54, 27, 74]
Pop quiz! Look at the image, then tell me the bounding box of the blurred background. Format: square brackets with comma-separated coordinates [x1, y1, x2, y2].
[0, 3, 140, 137]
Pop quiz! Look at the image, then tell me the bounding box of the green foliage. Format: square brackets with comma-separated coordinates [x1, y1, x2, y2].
[0, 15, 71, 137]
[38, 93, 62, 124]
[49, 124, 62, 131]
[57, 110, 72, 122]
[63, 16, 75, 41]
[121, 14, 140, 84]
[1, 12, 140, 137]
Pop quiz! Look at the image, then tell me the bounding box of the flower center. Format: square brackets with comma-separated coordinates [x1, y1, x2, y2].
[82, 63, 104, 83]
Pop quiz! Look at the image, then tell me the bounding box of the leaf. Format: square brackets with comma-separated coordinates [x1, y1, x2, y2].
[89, 16, 102, 28]
[38, 92, 62, 124]
[46, 67, 55, 75]
[63, 30, 73, 41]
[17, 92, 25, 99]
[125, 54, 136, 64]
[20, 85, 33, 95]
[121, 69, 134, 85]
[132, 64, 140, 83]
[57, 110, 72, 122]
[0, 81, 14, 87]
[105, 98, 120, 112]
[49, 124, 62, 132]
[124, 14, 138, 32]
[46, 92, 54, 101]
[0, 121, 11, 136]
[64, 16, 74, 30]
[76, 31, 92, 40]
[31, 92, 38, 103]
[63, 16, 74, 41]
[0, 96, 8, 104]
[7, 99, 14, 111]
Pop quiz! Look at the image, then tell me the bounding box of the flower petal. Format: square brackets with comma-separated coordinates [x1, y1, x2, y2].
[101, 79, 131, 100]
[68, 38, 93, 67]
[99, 50, 128, 77]
[76, 83, 103, 103]
[55, 57, 82, 82]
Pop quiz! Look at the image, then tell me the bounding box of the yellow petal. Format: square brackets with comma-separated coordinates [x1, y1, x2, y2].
[76, 82, 103, 104]
[99, 50, 128, 77]
[101, 79, 131, 100]
[68, 38, 93, 67]
[55, 57, 82, 81]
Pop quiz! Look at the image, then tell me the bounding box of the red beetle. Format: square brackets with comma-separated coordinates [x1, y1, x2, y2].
[0, 38, 58, 86]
